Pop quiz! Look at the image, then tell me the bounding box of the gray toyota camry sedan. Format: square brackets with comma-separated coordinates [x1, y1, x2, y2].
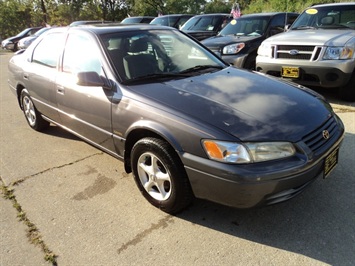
[8, 24, 344, 214]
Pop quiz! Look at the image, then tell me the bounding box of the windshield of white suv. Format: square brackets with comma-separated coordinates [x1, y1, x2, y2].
[291, 4, 355, 30]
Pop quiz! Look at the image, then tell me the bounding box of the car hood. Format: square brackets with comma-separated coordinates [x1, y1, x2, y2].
[202, 35, 262, 48]
[129, 67, 332, 142]
[264, 29, 354, 46]
[19, 36, 37, 42]
[184, 30, 217, 40]
[4, 36, 23, 43]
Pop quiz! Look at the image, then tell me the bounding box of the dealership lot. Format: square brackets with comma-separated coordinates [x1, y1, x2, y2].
[1, 52, 354, 265]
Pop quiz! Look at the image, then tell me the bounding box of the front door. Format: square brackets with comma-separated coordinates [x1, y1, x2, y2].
[56, 32, 115, 153]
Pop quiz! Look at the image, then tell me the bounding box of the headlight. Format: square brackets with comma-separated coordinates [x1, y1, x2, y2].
[222, 43, 245, 55]
[202, 140, 295, 164]
[323, 46, 354, 60]
[257, 42, 272, 57]
[2, 40, 11, 46]
[246, 142, 296, 162]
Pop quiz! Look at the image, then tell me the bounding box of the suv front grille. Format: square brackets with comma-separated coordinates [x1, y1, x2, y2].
[273, 45, 322, 61]
[302, 116, 338, 154]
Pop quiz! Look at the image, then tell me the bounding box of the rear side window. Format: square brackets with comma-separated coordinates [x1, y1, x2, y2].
[32, 32, 64, 68]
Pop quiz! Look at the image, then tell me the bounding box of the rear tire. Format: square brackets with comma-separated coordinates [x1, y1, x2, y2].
[244, 52, 257, 70]
[13, 43, 18, 52]
[20, 89, 50, 131]
[339, 72, 355, 102]
[131, 137, 193, 214]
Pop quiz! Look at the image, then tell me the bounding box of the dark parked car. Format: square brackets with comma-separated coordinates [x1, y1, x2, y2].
[202, 12, 299, 70]
[150, 14, 194, 29]
[18, 27, 52, 50]
[1, 27, 42, 51]
[181, 13, 232, 41]
[121, 16, 155, 24]
[8, 25, 344, 214]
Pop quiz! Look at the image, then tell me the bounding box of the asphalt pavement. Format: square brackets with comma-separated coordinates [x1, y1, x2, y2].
[1, 51, 354, 266]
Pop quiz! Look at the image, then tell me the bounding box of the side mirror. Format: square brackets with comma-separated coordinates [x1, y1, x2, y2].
[76, 71, 111, 90]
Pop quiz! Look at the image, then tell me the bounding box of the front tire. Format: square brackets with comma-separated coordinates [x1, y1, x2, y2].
[339, 72, 355, 102]
[20, 89, 50, 131]
[131, 137, 193, 214]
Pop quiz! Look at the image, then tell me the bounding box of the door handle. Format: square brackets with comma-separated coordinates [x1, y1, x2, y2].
[57, 86, 65, 94]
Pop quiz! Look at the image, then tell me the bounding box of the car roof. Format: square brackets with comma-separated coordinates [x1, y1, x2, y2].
[192, 13, 230, 17]
[153, 14, 193, 18]
[240, 12, 299, 18]
[69, 20, 113, 26]
[310, 2, 355, 8]
[45, 24, 175, 36]
[121, 16, 155, 22]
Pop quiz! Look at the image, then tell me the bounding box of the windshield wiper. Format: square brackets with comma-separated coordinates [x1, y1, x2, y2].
[292, 26, 316, 30]
[179, 65, 224, 74]
[318, 24, 352, 29]
[122, 73, 190, 85]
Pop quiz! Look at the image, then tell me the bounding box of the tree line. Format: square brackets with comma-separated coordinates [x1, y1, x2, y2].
[0, 0, 346, 39]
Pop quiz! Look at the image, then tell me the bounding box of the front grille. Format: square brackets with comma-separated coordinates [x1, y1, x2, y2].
[278, 45, 314, 52]
[274, 45, 322, 61]
[278, 53, 312, 60]
[302, 116, 338, 154]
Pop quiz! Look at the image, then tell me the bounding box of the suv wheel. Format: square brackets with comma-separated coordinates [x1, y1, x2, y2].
[339, 72, 355, 102]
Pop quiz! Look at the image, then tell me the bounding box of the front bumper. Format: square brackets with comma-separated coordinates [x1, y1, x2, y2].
[181, 119, 344, 209]
[221, 54, 248, 68]
[1, 41, 14, 50]
[256, 58, 354, 88]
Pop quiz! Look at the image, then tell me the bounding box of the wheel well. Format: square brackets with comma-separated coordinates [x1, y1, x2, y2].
[124, 129, 167, 173]
[16, 85, 25, 108]
[244, 51, 257, 70]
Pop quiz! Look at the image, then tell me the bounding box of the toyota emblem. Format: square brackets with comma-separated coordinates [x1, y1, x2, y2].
[322, 130, 330, 140]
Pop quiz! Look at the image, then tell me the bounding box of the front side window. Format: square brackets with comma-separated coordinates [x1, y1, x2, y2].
[32, 32, 64, 68]
[62, 33, 103, 75]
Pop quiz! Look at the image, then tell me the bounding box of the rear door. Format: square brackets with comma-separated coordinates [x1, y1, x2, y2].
[23, 31, 65, 122]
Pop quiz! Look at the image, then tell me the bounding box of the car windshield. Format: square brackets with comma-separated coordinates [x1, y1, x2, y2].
[34, 27, 50, 36]
[16, 28, 31, 37]
[181, 16, 224, 31]
[291, 4, 355, 30]
[218, 17, 269, 36]
[101, 29, 225, 83]
[150, 17, 179, 27]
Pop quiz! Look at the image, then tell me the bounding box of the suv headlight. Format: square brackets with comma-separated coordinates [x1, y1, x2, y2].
[257, 42, 272, 57]
[222, 43, 245, 55]
[323, 46, 354, 60]
[202, 140, 296, 163]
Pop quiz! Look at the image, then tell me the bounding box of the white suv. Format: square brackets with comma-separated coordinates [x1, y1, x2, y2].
[256, 2, 355, 101]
